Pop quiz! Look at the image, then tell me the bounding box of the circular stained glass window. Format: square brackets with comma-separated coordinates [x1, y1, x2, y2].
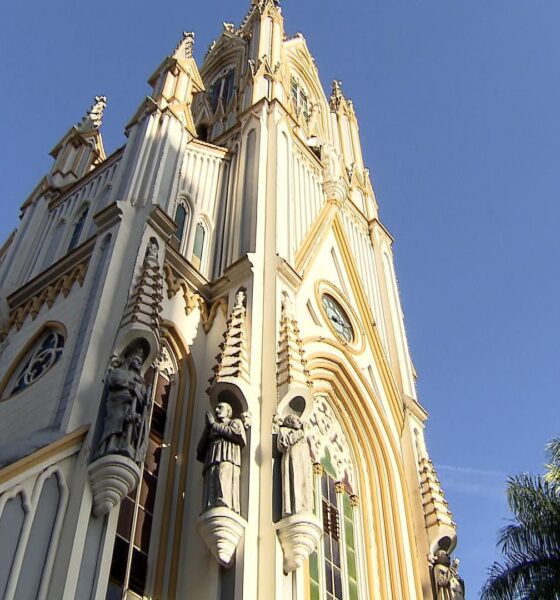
[321, 295, 353, 343]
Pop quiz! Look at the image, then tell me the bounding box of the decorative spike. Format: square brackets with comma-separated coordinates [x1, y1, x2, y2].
[173, 31, 195, 60]
[77, 96, 107, 132]
[329, 80, 344, 112]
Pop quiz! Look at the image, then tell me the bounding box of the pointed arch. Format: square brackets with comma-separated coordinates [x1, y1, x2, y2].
[306, 351, 424, 600]
[67, 203, 90, 251]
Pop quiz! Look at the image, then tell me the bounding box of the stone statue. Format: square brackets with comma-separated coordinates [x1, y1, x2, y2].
[431, 550, 465, 600]
[96, 343, 150, 464]
[322, 143, 341, 183]
[277, 414, 313, 517]
[197, 402, 247, 514]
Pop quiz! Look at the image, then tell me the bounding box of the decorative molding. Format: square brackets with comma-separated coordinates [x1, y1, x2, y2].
[196, 507, 247, 568]
[0, 426, 88, 488]
[77, 96, 107, 132]
[2, 241, 95, 339]
[163, 264, 227, 333]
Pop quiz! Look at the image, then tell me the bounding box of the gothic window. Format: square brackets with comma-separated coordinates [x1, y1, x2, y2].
[307, 396, 362, 600]
[191, 222, 206, 270]
[291, 76, 310, 123]
[106, 353, 176, 600]
[173, 203, 189, 245]
[208, 69, 235, 113]
[67, 206, 88, 251]
[8, 330, 65, 397]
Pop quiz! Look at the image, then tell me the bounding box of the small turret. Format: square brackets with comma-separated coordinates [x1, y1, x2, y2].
[48, 95, 107, 190]
[147, 31, 205, 136]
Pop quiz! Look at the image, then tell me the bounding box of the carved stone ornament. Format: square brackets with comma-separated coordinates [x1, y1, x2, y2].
[276, 513, 322, 574]
[307, 395, 355, 492]
[196, 507, 247, 568]
[88, 454, 140, 518]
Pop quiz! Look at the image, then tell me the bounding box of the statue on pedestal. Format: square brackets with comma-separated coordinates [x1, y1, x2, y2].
[96, 343, 150, 464]
[197, 402, 247, 514]
[277, 414, 313, 517]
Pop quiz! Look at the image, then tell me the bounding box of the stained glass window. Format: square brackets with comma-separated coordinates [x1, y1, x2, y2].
[308, 447, 361, 599]
[10, 331, 65, 396]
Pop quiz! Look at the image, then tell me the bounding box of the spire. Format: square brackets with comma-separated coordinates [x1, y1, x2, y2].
[140, 31, 204, 137]
[47, 95, 107, 189]
[329, 80, 344, 112]
[276, 292, 312, 400]
[77, 95, 107, 132]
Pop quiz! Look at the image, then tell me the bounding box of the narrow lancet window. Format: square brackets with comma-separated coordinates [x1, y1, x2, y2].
[68, 207, 88, 251]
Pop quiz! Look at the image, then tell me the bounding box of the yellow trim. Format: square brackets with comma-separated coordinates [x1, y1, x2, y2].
[331, 215, 405, 432]
[0, 425, 88, 486]
[295, 200, 339, 274]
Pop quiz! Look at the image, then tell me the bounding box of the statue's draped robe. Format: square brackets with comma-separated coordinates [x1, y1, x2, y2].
[278, 428, 313, 516]
[197, 418, 246, 513]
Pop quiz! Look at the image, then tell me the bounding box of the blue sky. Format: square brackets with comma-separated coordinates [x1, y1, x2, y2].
[1, 0, 559, 594]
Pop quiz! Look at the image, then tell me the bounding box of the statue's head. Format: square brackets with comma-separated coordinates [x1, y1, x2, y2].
[124, 343, 146, 373]
[215, 402, 233, 421]
[283, 414, 302, 430]
[435, 549, 451, 567]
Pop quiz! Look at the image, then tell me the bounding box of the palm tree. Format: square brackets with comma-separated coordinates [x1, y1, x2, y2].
[481, 443, 560, 600]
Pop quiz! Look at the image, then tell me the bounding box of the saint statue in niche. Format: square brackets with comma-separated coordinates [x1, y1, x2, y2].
[431, 550, 465, 600]
[96, 342, 150, 464]
[197, 401, 247, 514]
[277, 413, 313, 517]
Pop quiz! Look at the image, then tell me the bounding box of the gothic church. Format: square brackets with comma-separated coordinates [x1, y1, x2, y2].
[0, 1, 463, 599]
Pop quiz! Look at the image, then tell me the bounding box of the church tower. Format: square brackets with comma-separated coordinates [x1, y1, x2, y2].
[0, 2, 463, 599]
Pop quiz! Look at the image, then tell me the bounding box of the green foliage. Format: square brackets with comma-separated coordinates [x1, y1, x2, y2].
[481, 441, 560, 599]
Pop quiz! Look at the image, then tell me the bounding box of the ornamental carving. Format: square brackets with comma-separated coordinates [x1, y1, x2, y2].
[307, 394, 355, 492]
[1, 260, 88, 341]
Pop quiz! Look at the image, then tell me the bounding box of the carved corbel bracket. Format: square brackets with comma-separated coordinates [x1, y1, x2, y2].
[196, 507, 247, 568]
[276, 513, 322, 573]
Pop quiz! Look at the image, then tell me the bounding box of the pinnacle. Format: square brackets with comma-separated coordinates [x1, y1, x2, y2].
[172, 31, 195, 60]
[77, 95, 107, 132]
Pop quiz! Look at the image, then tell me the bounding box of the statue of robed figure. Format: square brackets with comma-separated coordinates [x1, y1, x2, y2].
[277, 414, 313, 517]
[197, 402, 247, 514]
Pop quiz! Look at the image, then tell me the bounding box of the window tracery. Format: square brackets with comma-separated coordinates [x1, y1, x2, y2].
[307, 396, 361, 600]
[8, 330, 65, 397]
[290, 76, 310, 123]
[208, 69, 235, 113]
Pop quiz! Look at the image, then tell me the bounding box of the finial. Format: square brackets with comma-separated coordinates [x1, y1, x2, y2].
[329, 80, 344, 112]
[173, 31, 195, 60]
[223, 22, 236, 34]
[77, 95, 107, 132]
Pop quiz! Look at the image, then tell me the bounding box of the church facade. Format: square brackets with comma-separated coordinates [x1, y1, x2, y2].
[0, 2, 462, 599]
